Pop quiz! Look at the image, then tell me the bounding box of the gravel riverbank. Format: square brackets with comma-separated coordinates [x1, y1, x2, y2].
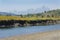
[0, 30, 60, 40]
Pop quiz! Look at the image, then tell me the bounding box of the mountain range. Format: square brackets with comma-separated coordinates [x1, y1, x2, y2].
[0, 6, 51, 15]
[0, 12, 16, 16]
[17, 6, 50, 15]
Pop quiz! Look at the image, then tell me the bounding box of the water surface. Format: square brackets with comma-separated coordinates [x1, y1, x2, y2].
[0, 24, 60, 38]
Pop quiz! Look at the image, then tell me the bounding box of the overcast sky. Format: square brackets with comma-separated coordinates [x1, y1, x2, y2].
[0, 0, 60, 12]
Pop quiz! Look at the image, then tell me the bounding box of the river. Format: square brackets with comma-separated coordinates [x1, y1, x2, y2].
[0, 24, 60, 38]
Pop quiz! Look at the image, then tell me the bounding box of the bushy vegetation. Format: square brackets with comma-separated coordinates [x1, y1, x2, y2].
[0, 9, 60, 20]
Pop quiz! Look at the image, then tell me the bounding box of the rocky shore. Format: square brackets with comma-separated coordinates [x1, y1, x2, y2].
[0, 20, 60, 28]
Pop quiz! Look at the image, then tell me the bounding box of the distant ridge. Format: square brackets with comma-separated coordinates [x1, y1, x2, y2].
[16, 6, 50, 15]
[0, 12, 16, 16]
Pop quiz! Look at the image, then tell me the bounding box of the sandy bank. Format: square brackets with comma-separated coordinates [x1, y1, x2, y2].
[0, 30, 60, 40]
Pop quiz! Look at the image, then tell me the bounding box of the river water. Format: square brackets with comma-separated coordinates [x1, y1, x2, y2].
[0, 24, 60, 38]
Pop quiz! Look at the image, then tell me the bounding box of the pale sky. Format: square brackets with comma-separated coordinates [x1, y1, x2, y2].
[0, 0, 60, 12]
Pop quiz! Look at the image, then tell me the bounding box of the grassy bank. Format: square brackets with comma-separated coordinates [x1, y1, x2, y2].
[0, 16, 60, 20]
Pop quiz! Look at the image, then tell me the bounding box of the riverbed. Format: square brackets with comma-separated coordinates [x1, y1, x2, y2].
[0, 24, 60, 38]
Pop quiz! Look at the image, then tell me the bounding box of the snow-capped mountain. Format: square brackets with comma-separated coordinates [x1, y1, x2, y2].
[0, 6, 50, 15]
[17, 6, 50, 15]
